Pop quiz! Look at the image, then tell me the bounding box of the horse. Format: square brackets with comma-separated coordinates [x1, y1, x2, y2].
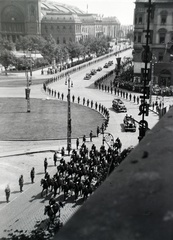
[44, 201, 63, 230]
[40, 178, 49, 197]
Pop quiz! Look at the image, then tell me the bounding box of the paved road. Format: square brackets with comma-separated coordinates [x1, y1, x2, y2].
[0, 48, 160, 239]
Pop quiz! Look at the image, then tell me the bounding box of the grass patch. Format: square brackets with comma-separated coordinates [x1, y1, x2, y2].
[0, 98, 104, 140]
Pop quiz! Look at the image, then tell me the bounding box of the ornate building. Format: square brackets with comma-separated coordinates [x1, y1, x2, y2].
[133, 0, 173, 87]
[0, 0, 120, 44]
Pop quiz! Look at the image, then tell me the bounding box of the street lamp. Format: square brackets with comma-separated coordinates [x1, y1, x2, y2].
[65, 74, 73, 155]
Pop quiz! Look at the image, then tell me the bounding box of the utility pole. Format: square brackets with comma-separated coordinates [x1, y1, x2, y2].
[66, 74, 72, 155]
[138, 0, 152, 141]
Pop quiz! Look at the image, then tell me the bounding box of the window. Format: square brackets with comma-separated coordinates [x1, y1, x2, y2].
[63, 26, 66, 30]
[160, 11, 167, 24]
[63, 37, 66, 44]
[138, 34, 142, 43]
[57, 37, 59, 44]
[138, 16, 143, 24]
[57, 26, 59, 30]
[158, 52, 164, 62]
[158, 28, 167, 44]
[134, 34, 137, 43]
[69, 37, 72, 42]
[161, 16, 166, 24]
[159, 33, 165, 44]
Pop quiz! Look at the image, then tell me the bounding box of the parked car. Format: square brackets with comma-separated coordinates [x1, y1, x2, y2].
[103, 63, 109, 68]
[90, 69, 97, 75]
[97, 67, 102, 71]
[84, 73, 91, 80]
[112, 98, 127, 112]
[123, 115, 136, 132]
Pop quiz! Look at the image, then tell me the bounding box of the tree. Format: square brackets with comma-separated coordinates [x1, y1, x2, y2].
[0, 50, 16, 75]
[40, 35, 57, 63]
[0, 36, 15, 51]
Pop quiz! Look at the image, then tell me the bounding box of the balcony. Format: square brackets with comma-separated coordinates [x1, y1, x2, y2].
[55, 107, 173, 240]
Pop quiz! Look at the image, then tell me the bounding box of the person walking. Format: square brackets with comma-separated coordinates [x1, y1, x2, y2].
[89, 130, 93, 142]
[30, 167, 35, 183]
[5, 185, 10, 203]
[19, 175, 24, 192]
[76, 138, 79, 149]
[83, 97, 85, 105]
[83, 135, 86, 143]
[53, 151, 57, 166]
[77, 96, 80, 104]
[44, 158, 48, 173]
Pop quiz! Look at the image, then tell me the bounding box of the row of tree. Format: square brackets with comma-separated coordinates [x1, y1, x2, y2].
[0, 34, 112, 74]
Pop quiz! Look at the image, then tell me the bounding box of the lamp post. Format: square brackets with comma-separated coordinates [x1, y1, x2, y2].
[149, 54, 157, 106]
[65, 74, 73, 155]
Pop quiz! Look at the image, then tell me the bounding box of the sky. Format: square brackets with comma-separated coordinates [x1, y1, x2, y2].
[53, 0, 135, 25]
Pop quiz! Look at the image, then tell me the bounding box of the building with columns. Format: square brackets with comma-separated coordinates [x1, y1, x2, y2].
[133, 0, 173, 87]
[0, 0, 121, 44]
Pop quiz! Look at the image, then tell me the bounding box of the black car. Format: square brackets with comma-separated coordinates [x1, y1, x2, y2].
[123, 115, 136, 132]
[112, 98, 127, 112]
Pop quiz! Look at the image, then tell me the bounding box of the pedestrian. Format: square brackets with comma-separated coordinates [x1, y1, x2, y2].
[83, 97, 85, 105]
[76, 137, 79, 149]
[61, 147, 65, 156]
[87, 99, 90, 107]
[19, 175, 24, 192]
[30, 167, 35, 183]
[77, 96, 80, 104]
[5, 185, 10, 203]
[137, 96, 139, 104]
[83, 135, 86, 143]
[72, 95, 75, 103]
[57, 92, 60, 99]
[61, 93, 64, 100]
[89, 130, 93, 142]
[44, 158, 48, 173]
[53, 151, 57, 166]
[97, 125, 100, 137]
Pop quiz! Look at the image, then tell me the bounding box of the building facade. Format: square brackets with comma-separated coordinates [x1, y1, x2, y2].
[0, 0, 120, 44]
[133, 0, 173, 87]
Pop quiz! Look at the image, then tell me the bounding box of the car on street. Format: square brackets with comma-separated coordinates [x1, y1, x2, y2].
[97, 67, 102, 71]
[123, 114, 136, 132]
[108, 60, 113, 66]
[90, 69, 97, 75]
[112, 98, 127, 112]
[84, 73, 91, 80]
[103, 63, 109, 68]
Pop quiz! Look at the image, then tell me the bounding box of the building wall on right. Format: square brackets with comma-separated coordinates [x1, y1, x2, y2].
[133, 0, 173, 87]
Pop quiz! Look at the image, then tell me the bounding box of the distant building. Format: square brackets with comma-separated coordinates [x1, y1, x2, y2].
[0, 0, 120, 44]
[133, 0, 173, 87]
